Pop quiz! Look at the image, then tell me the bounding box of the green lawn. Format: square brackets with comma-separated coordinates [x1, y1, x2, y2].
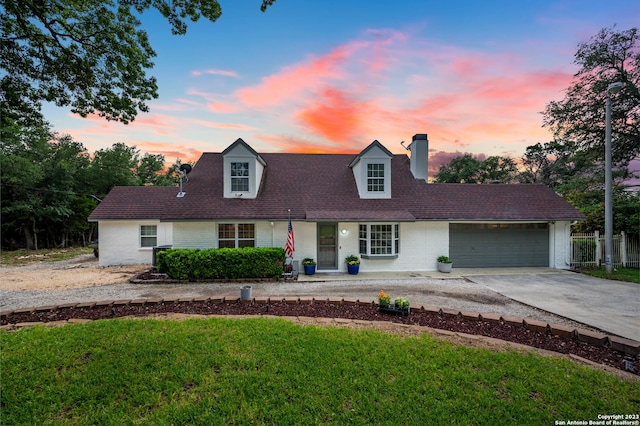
[581, 267, 640, 284]
[2, 318, 638, 425]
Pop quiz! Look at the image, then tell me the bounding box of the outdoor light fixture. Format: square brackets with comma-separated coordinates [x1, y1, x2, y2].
[340, 229, 348, 235]
[604, 82, 624, 274]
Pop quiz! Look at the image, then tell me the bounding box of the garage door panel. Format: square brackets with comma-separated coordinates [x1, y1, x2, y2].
[449, 224, 549, 267]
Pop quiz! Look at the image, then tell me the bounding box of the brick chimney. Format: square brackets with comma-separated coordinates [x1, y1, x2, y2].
[409, 134, 429, 181]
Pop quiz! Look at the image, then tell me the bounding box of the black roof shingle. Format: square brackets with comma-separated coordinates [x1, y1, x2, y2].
[89, 152, 585, 222]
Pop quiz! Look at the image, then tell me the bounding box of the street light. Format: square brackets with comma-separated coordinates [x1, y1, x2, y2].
[605, 81, 624, 274]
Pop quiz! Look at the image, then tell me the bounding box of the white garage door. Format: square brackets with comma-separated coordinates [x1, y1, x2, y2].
[449, 223, 549, 267]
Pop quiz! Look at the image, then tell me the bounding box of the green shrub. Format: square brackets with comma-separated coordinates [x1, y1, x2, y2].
[156, 247, 285, 280]
[572, 239, 597, 263]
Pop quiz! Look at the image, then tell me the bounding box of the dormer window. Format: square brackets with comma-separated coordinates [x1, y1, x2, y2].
[367, 163, 385, 192]
[231, 162, 249, 192]
[222, 138, 266, 199]
[349, 140, 392, 199]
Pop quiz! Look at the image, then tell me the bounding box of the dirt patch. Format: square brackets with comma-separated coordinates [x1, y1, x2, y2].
[0, 255, 149, 291]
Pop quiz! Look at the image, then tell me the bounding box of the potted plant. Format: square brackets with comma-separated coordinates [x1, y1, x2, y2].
[378, 290, 410, 316]
[302, 258, 316, 275]
[345, 255, 360, 274]
[378, 290, 391, 308]
[437, 255, 452, 273]
[394, 297, 410, 312]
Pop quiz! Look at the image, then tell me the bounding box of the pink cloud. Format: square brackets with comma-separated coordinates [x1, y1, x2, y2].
[235, 30, 407, 109]
[227, 31, 411, 147]
[130, 114, 179, 130]
[190, 119, 258, 131]
[236, 44, 354, 108]
[207, 102, 238, 113]
[185, 90, 237, 113]
[55, 27, 579, 163]
[297, 89, 371, 142]
[230, 30, 570, 152]
[256, 133, 359, 154]
[191, 69, 239, 78]
[134, 141, 202, 163]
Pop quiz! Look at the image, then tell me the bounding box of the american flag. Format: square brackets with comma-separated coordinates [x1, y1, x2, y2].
[285, 217, 295, 258]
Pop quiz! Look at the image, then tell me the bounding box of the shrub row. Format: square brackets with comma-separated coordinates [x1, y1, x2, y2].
[156, 247, 285, 280]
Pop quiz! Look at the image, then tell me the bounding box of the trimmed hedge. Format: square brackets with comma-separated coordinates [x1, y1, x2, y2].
[156, 247, 285, 280]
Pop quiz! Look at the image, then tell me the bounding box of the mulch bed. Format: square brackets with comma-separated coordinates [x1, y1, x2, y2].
[2, 299, 637, 376]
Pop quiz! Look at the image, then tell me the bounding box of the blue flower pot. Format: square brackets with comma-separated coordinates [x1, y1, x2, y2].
[303, 264, 316, 275]
[347, 264, 359, 275]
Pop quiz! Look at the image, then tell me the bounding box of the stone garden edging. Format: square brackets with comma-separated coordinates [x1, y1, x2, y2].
[2, 296, 639, 360]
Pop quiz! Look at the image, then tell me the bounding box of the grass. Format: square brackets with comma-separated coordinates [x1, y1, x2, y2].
[0, 246, 93, 267]
[2, 318, 639, 425]
[581, 267, 640, 284]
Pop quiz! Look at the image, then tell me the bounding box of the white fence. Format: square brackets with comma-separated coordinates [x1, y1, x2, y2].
[570, 231, 640, 268]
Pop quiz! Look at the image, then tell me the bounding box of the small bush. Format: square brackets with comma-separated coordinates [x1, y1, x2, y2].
[157, 247, 285, 280]
[572, 239, 597, 263]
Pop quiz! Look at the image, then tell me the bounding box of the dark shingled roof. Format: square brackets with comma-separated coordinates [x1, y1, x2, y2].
[89, 152, 585, 222]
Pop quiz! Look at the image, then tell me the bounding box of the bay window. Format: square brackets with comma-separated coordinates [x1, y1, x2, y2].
[359, 224, 399, 257]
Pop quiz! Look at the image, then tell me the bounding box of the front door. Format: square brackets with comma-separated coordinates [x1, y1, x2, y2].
[317, 223, 338, 270]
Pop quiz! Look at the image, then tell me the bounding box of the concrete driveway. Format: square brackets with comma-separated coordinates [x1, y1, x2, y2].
[466, 271, 640, 341]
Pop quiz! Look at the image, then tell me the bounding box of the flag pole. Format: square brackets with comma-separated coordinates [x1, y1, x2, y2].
[284, 209, 295, 262]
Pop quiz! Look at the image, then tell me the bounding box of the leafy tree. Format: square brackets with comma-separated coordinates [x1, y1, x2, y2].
[518, 140, 590, 189]
[65, 195, 99, 246]
[86, 143, 178, 197]
[1, 125, 177, 248]
[0, 128, 89, 249]
[518, 140, 637, 234]
[543, 26, 639, 169]
[137, 153, 175, 186]
[477, 156, 518, 183]
[434, 154, 517, 184]
[569, 187, 640, 236]
[534, 26, 639, 235]
[87, 143, 141, 198]
[434, 154, 482, 183]
[0, 0, 276, 124]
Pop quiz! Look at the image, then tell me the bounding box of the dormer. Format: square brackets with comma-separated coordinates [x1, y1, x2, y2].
[349, 140, 392, 199]
[222, 138, 266, 199]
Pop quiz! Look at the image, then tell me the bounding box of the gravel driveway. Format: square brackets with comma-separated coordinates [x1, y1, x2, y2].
[0, 255, 596, 331]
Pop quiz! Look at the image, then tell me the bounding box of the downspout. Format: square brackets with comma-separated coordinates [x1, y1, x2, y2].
[565, 221, 578, 266]
[270, 221, 275, 246]
[550, 221, 555, 268]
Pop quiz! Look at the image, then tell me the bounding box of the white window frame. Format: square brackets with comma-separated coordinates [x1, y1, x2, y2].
[140, 225, 157, 248]
[230, 162, 250, 192]
[218, 223, 256, 248]
[359, 223, 399, 257]
[367, 163, 385, 192]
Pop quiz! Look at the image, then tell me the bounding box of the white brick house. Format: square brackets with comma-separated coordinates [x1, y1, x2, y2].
[89, 135, 584, 270]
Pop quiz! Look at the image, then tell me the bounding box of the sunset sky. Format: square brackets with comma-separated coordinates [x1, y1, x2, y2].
[43, 0, 639, 176]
